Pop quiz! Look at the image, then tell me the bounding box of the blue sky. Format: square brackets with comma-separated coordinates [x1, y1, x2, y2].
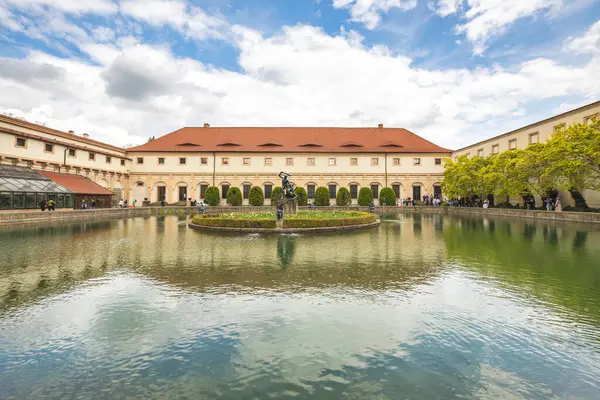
[0, 0, 599, 148]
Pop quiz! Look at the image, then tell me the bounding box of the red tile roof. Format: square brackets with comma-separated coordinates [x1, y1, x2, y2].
[39, 171, 114, 195]
[128, 127, 452, 153]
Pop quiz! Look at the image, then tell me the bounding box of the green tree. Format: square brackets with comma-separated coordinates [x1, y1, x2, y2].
[442, 156, 494, 200]
[379, 187, 396, 206]
[295, 186, 308, 206]
[358, 187, 373, 206]
[271, 186, 283, 205]
[248, 186, 264, 206]
[516, 143, 556, 198]
[314, 186, 330, 206]
[488, 150, 527, 200]
[336, 187, 351, 206]
[226, 186, 242, 206]
[204, 186, 220, 206]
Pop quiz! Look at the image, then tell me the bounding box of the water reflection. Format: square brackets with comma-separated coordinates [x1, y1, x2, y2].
[0, 214, 599, 399]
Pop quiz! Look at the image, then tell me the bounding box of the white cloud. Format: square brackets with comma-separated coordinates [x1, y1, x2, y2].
[453, 0, 563, 55]
[435, 0, 463, 17]
[119, 0, 228, 40]
[3, 0, 117, 15]
[565, 20, 600, 55]
[92, 26, 116, 43]
[332, 0, 418, 29]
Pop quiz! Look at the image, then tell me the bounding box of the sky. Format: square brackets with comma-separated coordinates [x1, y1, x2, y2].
[0, 0, 599, 150]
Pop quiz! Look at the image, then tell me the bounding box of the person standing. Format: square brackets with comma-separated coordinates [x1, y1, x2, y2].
[118, 199, 124, 208]
[47, 199, 55, 211]
[132, 199, 137, 208]
[124, 199, 128, 208]
[555, 198, 562, 212]
[39, 200, 47, 211]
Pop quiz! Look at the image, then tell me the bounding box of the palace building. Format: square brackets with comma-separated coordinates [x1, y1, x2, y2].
[0, 99, 599, 209]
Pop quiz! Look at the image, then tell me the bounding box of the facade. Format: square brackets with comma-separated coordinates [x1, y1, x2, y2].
[453, 100, 600, 207]
[0, 99, 598, 209]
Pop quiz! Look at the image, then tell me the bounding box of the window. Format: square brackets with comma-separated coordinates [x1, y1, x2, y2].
[221, 184, 229, 199]
[201, 157, 208, 165]
[371, 184, 379, 199]
[200, 185, 208, 199]
[69, 149, 76, 157]
[15, 137, 26, 148]
[158, 157, 165, 165]
[328, 184, 337, 199]
[179, 157, 186, 165]
[120, 159, 125, 166]
[44, 143, 54, 153]
[307, 184, 315, 199]
[243, 157, 251, 165]
[393, 158, 400, 166]
[371, 158, 379, 166]
[89, 153, 96, 161]
[350, 158, 358, 166]
[584, 114, 599, 125]
[491, 144, 499, 154]
[329, 158, 336, 166]
[264, 184, 273, 199]
[243, 184, 251, 199]
[529, 132, 539, 144]
[477, 149, 484, 157]
[413, 158, 421, 165]
[508, 139, 517, 150]
[286, 157, 294, 166]
[350, 184, 358, 199]
[105, 156, 111, 163]
[307, 157, 315, 166]
[137, 157, 143, 164]
[264, 157, 272, 166]
[137, 182, 145, 187]
[392, 184, 400, 199]
[435, 158, 442, 165]
[222, 157, 229, 165]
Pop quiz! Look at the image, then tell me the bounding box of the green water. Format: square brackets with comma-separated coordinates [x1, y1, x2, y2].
[1, 213, 599, 399]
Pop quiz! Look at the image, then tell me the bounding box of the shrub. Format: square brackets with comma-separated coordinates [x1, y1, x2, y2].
[283, 212, 376, 228]
[248, 186, 264, 206]
[314, 186, 330, 206]
[226, 186, 242, 206]
[192, 214, 276, 229]
[336, 187, 351, 206]
[379, 187, 396, 206]
[358, 187, 373, 206]
[204, 186, 220, 206]
[441, 201, 449, 207]
[295, 187, 308, 206]
[271, 186, 283, 205]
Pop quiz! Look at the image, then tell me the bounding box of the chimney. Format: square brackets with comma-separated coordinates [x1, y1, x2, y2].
[204, 123, 210, 128]
[68, 130, 75, 134]
[82, 133, 90, 138]
[378, 124, 383, 129]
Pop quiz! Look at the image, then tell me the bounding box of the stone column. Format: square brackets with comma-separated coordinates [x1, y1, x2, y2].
[167, 174, 174, 203]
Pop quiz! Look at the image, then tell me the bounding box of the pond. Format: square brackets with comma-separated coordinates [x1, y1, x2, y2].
[1, 213, 599, 399]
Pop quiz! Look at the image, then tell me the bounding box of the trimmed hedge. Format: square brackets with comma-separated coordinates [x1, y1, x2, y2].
[204, 186, 220, 206]
[314, 186, 330, 206]
[249, 186, 264, 206]
[295, 186, 308, 206]
[191, 214, 276, 229]
[379, 187, 396, 206]
[226, 186, 242, 206]
[336, 187, 351, 206]
[358, 187, 373, 206]
[271, 186, 283, 205]
[283, 212, 376, 228]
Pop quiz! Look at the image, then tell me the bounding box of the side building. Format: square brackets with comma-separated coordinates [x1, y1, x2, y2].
[453, 100, 600, 207]
[126, 125, 451, 205]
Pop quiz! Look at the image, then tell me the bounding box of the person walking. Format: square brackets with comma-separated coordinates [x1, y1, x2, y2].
[132, 199, 137, 208]
[39, 200, 47, 211]
[118, 199, 124, 208]
[47, 198, 55, 211]
[124, 199, 128, 208]
[91, 200, 95, 209]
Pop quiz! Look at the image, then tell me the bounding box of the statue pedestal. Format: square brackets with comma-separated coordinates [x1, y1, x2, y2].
[283, 198, 298, 215]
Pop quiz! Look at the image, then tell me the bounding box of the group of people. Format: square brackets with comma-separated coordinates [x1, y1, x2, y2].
[80, 200, 96, 209]
[39, 199, 56, 211]
[545, 197, 562, 212]
[117, 199, 137, 208]
[397, 195, 443, 206]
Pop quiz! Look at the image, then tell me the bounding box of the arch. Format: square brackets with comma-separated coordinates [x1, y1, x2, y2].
[369, 182, 382, 199]
[173, 181, 189, 202]
[390, 182, 404, 200]
[432, 182, 443, 200]
[326, 181, 339, 199]
[131, 181, 146, 203]
[219, 181, 232, 202]
[195, 181, 211, 200]
[97, 178, 109, 188]
[152, 181, 167, 203]
[113, 180, 123, 189]
[410, 182, 424, 201]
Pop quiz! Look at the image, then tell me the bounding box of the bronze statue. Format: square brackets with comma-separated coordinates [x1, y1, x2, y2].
[278, 171, 296, 199]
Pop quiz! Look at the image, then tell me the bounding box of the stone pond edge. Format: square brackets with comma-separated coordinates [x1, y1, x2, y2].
[187, 219, 381, 233]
